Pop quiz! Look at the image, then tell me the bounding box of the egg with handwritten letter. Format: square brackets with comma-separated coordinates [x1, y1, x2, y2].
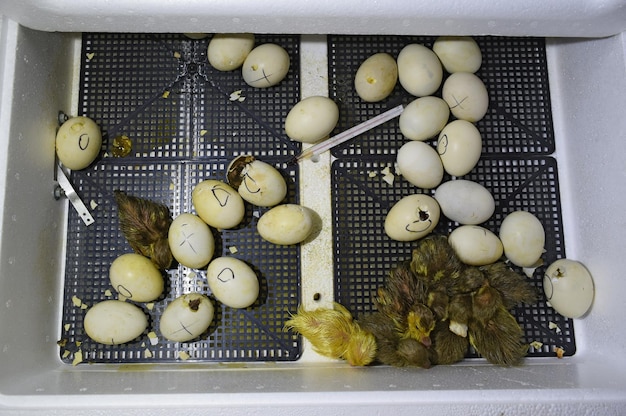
[207, 257, 260, 309]
[192, 179, 245, 229]
[109, 253, 164, 302]
[384, 194, 440, 241]
[55, 116, 102, 170]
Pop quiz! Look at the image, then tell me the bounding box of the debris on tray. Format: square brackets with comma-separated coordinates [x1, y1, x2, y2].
[86, 52, 95, 61]
[530, 340, 544, 350]
[229, 89, 246, 102]
[381, 166, 394, 185]
[162, 90, 170, 98]
[111, 135, 132, 158]
[177, 351, 190, 361]
[72, 349, 83, 366]
[554, 346, 565, 359]
[548, 321, 562, 334]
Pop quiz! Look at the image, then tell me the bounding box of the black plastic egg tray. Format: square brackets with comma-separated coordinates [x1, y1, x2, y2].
[329, 35, 573, 358]
[60, 33, 573, 365]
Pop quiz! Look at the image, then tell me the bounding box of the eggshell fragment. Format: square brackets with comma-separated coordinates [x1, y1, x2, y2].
[354, 53, 398, 102]
[284, 96, 339, 144]
[109, 253, 164, 302]
[448, 225, 503, 266]
[168, 213, 215, 269]
[55, 116, 102, 170]
[384, 194, 440, 241]
[84, 300, 148, 345]
[499, 211, 545, 268]
[192, 179, 245, 229]
[543, 259, 594, 319]
[397, 43, 443, 97]
[434, 179, 495, 225]
[207, 257, 260, 309]
[257, 204, 315, 245]
[399, 96, 450, 142]
[242, 43, 290, 88]
[160, 293, 214, 342]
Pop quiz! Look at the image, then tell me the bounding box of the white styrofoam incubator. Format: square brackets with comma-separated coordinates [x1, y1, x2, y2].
[1, 1, 626, 415]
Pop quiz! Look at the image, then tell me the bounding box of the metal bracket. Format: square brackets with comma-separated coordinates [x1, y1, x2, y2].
[55, 164, 95, 226]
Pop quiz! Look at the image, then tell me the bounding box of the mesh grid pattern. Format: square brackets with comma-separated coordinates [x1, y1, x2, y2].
[329, 35, 573, 358]
[61, 33, 302, 364]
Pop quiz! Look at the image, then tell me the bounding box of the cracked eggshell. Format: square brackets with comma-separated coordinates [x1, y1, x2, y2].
[354, 52, 398, 102]
[206, 257, 260, 309]
[207, 33, 255, 71]
[448, 225, 503, 266]
[257, 204, 315, 245]
[499, 210, 545, 268]
[432, 36, 482, 74]
[543, 259, 594, 319]
[437, 119, 482, 177]
[55, 116, 102, 170]
[159, 293, 214, 342]
[242, 43, 290, 88]
[227, 156, 287, 207]
[399, 96, 450, 142]
[384, 194, 440, 241]
[285, 96, 339, 144]
[168, 213, 215, 269]
[84, 300, 148, 345]
[442, 72, 489, 122]
[109, 253, 164, 302]
[434, 179, 495, 225]
[192, 179, 245, 229]
[397, 141, 444, 189]
[397, 43, 443, 97]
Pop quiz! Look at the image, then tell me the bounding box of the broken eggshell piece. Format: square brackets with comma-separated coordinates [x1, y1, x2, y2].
[384, 194, 440, 241]
[227, 155, 287, 207]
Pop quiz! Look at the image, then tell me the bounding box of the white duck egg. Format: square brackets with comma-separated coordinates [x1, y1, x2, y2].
[499, 210, 545, 268]
[84, 300, 148, 345]
[257, 204, 316, 245]
[159, 293, 214, 342]
[397, 43, 443, 97]
[192, 179, 245, 229]
[397, 141, 444, 189]
[168, 213, 215, 269]
[242, 43, 290, 88]
[207, 33, 255, 71]
[354, 53, 398, 102]
[284, 96, 339, 144]
[399, 96, 450, 142]
[448, 225, 503, 266]
[434, 179, 494, 225]
[207, 257, 260, 309]
[437, 119, 482, 177]
[384, 194, 440, 241]
[432, 36, 482, 73]
[227, 155, 287, 207]
[109, 253, 164, 302]
[442, 72, 489, 122]
[55, 116, 102, 170]
[543, 259, 594, 319]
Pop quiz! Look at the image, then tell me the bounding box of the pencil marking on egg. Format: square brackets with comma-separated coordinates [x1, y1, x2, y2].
[217, 267, 235, 283]
[211, 186, 232, 207]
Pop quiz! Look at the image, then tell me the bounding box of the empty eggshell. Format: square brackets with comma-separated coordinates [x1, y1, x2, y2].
[192, 179, 245, 229]
[499, 210, 545, 268]
[55, 116, 102, 170]
[109, 253, 164, 302]
[397, 141, 444, 189]
[168, 213, 215, 269]
[397, 43, 443, 97]
[207, 33, 255, 71]
[448, 225, 503, 266]
[354, 52, 398, 102]
[257, 204, 315, 245]
[284, 96, 339, 144]
[543, 259, 594, 319]
[384, 194, 440, 241]
[432, 36, 482, 73]
[159, 293, 214, 342]
[437, 119, 482, 177]
[399, 96, 450, 142]
[84, 300, 148, 345]
[434, 179, 495, 225]
[206, 257, 260, 309]
[442, 72, 489, 122]
[242, 43, 290, 88]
